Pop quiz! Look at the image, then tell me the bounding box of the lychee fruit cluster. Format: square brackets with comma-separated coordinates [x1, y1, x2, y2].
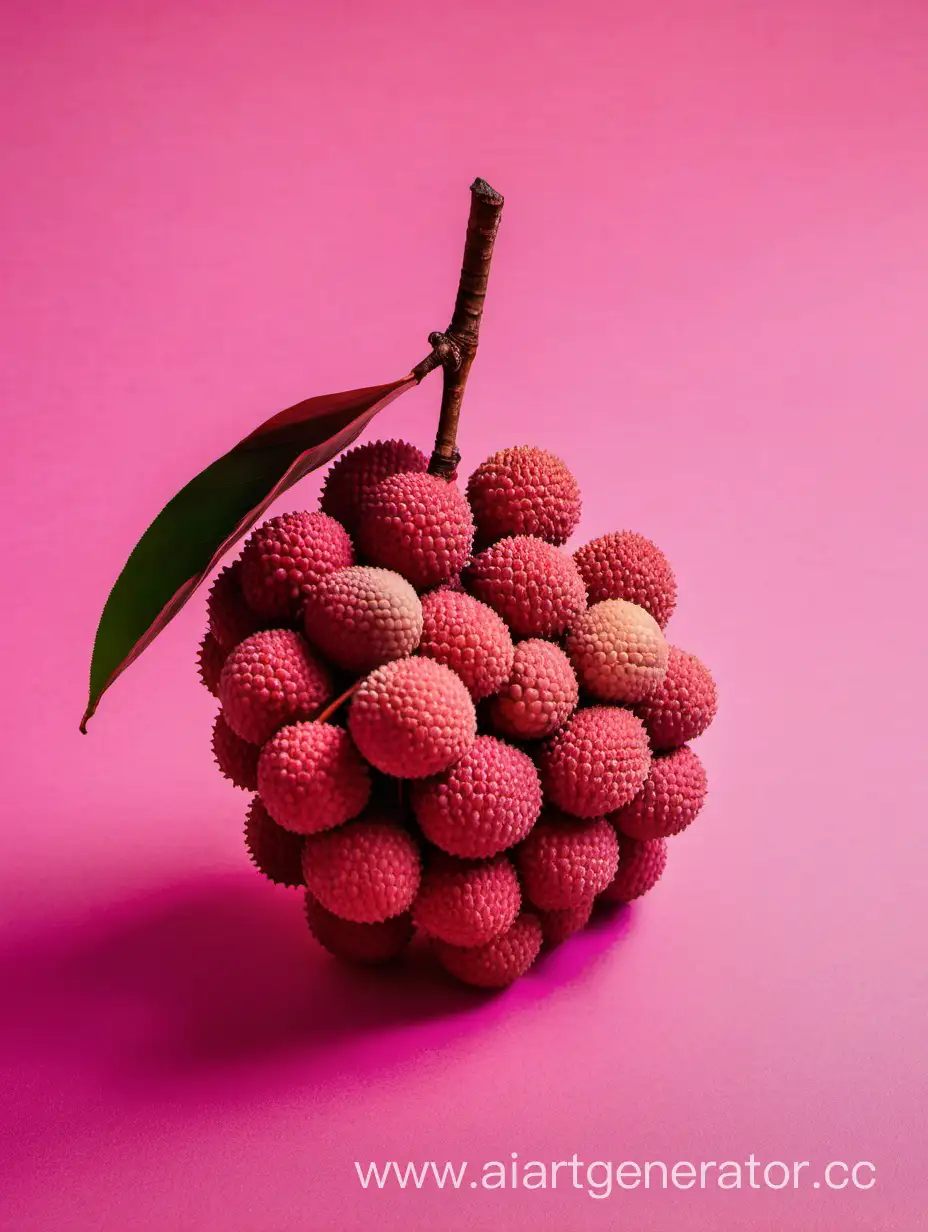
[198, 438, 717, 988]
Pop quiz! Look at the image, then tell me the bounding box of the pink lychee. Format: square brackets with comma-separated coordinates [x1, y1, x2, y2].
[538, 899, 595, 945]
[515, 811, 619, 910]
[466, 445, 581, 546]
[432, 913, 543, 988]
[601, 834, 668, 903]
[464, 535, 586, 637]
[303, 565, 423, 673]
[357, 472, 475, 590]
[257, 722, 371, 834]
[612, 745, 707, 840]
[417, 589, 514, 700]
[219, 629, 332, 745]
[635, 645, 718, 750]
[566, 598, 668, 703]
[207, 561, 265, 650]
[244, 799, 305, 888]
[320, 438, 428, 534]
[489, 638, 579, 741]
[301, 813, 421, 923]
[574, 531, 677, 628]
[212, 711, 260, 790]
[305, 892, 413, 963]
[240, 511, 354, 619]
[413, 852, 521, 947]
[540, 706, 651, 819]
[198, 631, 225, 697]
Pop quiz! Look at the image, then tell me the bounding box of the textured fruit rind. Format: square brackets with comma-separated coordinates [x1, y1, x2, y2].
[348, 657, 477, 779]
[432, 912, 543, 988]
[574, 531, 677, 628]
[412, 736, 543, 858]
[601, 834, 668, 902]
[257, 722, 371, 834]
[198, 631, 226, 697]
[566, 598, 668, 703]
[304, 892, 413, 963]
[413, 853, 522, 947]
[540, 706, 651, 819]
[303, 565, 423, 673]
[301, 815, 421, 923]
[635, 645, 718, 750]
[208, 562, 265, 650]
[320, 439, 428, 534]
[219, 629, 333, 745]
[464, 535, 587, 637]
[516, 812, 619, 910]
[418, 589, 514, 700]
[240, 511, 354, 619]
[212, 711, 260, 791]
[613, 745, 707, 840]
[466, 445, 581, 547]
[358, 472, 475, 591]
[538, 899, 595, 945]
[245, 799, 305, 888]
[489, 638, 579, 740]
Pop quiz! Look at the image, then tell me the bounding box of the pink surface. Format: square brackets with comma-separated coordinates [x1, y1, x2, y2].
[2, 1, 926, 1228]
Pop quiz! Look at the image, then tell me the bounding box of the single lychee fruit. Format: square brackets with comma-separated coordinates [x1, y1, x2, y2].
[612, 745, 707, 840]
[515, 812, 619, 910]
[466, 445, 581, 547]
[219, 629, 332, 745]
[348, 657, 476, 778]
[207, 562, 265, 650]
[537, 899, 595, 945]
[257, 722, 371, 834]
[244, 798, 305, 888]
[357, 472, 475, 590]
[540, 706, 651, 819]
[601, 834, 668, 902]
[198, 631, 225, 697]
[464, 535, 586, 637]
[432, 912, 543, 988]
[417, 589, 514, 701]
[212, 711, 260, 790]
[303, 565, 423, 673]
[320, 438, 428, 534]
[567, 598, 668, 703]
[412, 736, 542, 858]
[304, 892, 413, 963]
[302, 813, 421, 923]
[240, 511, 354, 619]
[413, 852, 522, 947]
[489, 638, 579, 740]
[635, 645, 718, 750]
[574, 531, 677, 629]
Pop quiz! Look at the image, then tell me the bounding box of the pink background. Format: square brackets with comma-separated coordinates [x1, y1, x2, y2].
[2, 1, 926, 1228]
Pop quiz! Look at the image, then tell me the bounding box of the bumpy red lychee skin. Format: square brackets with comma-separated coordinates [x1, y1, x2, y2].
[357, 472, 475, 591]
[198, 631, 225, 697]
[305, 892, 413, 963]
[303, 566, 423, 673]
[240, 511, 354, 619]
[207, 562, 265, 650]
[464, 535, 587, 637]
[348, 657, 477, 779]
[515, 812, 619, 910]
[257, 722, 371, 834]
[538, 899, 595, 945]
[601, 834, 668, 903]
[489, 639, 579, 741]
[219, 629, 333, 745]
[432, 912, 543, 989]
[301, 814, 421, 923]
[418, 590, 514, 701]
[574, 531, 677, 629]
[413, 853, 522, 947]
[567, 599, 668, 703]
[212, 711, 260, 790]
[245, 799, 305, 888]
[635, 645, 718, 750]
[540, 706, 651, 819]
[320, 438, 428, 535]
[466, 445, 582, 547]
[612, 745, 707, 840]
[411, 736, 543, 859]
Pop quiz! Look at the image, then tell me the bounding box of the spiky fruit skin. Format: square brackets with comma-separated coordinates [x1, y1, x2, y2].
[574, 531, 677, 629]
[413, 853, 521, 947]
[418, 590, 514, 701]
[240, 511, 354, 619]
[489, 639, 578, 740]
[348, 658, 476, 779]
[257, 723, 371, 834]
[540, 706, 651, 819]
[219, 629, 332, 745]
[538, 899, 595, 945]
[305, 892, 413, 963]
[245, 799, 305, 888]
[432, 912, 543, 988]
[198, 632, 225, 697]
[466, 446, 581, 547]
[613, 745, 707, 840]
[212, 712, 260, 790]
[208, 562, 265, 650]
[320, 438, 428, 535]
[303, 566, 423, 673]
[567, 599, 668, 703]
[464, 535, 587, 637]
[301, 814, 421, 923]
[515, 812, 619, 910]
[635, 645, 718, 750]
[601, 834, 668, 903]
[412, 736, 543, 858]
[357, 472, 475, 591]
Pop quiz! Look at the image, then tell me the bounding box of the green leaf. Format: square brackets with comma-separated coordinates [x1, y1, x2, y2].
[82, 374, 417, 731]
